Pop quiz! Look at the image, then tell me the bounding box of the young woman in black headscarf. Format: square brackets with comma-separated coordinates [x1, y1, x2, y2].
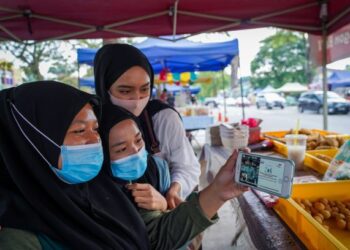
[99, 103, 247, 250]
[0, 81, 248, 250]
[100, 103, 170, 212]
[94, 44, 200, 209]
[0, 81, 149, 249]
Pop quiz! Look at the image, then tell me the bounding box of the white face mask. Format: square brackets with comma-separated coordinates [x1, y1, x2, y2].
[109, 92, 149, 116]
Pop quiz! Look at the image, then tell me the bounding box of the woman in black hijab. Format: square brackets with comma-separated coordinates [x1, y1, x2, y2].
[0, 81, 149, 249]
[94, 44, 201, 209]
[100, 104, 171, 212]
[0, 81, 248, 250]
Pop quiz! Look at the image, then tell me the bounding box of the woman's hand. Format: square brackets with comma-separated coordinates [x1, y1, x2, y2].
[127, 183, 168, 211]
[199, 149, 249, 219]
[166, 182, 183, 209]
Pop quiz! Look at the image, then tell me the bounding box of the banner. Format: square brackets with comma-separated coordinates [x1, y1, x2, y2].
[309, 23, 350, 66]
[231, 55, 239, 88]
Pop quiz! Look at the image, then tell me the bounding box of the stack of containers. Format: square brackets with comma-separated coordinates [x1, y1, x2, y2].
[219, 123, 249, 150]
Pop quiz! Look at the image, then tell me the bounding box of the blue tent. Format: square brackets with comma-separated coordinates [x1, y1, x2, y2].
[77, 38, 239, 87]
[328, 71, 350, 89]
[158, 84, 201, 95]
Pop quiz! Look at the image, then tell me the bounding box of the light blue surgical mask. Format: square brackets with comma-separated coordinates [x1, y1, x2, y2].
[50, 143, 103, 184]
[110, 147, 148, 181]
[10, 102, 104, 184]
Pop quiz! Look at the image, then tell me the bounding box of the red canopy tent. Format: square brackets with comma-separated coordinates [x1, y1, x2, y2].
[0, 0, 349, 41]
[1, 0, 350, 129]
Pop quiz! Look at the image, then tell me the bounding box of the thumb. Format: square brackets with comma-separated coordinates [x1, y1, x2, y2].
[223, 150, 239, 172]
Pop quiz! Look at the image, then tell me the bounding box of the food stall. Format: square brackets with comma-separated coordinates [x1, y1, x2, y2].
[200, 126, 350, 249]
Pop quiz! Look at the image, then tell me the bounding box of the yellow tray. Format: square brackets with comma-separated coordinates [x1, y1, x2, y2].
[262, 130, 349, 174]
[274, 181, 350, 250]
[262, 129, 339, 158]
[305, 149, 338, 175]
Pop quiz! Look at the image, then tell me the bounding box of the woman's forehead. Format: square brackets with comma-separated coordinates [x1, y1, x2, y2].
[72, 104, 97, 123]
[114, 66, 150, 84]
[109, 119, 140, 139]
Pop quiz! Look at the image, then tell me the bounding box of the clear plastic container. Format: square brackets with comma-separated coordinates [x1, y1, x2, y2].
[285, 134, 307, 170]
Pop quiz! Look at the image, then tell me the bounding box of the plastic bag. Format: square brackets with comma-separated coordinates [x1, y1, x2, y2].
[323, 140, 350, 181]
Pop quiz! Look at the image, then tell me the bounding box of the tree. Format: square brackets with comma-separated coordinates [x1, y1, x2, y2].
[0, 41, 66, 82]
[250, 30, 312, 89]
[346, 65, 350, 71]
[196, 71, 231, 99]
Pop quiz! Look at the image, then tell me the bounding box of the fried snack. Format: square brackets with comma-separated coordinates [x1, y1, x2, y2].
[299, 128, 312, 135]
[325, 137, 339, 148]
[307, 141, 318, 150]
[337, 137, 346, 147]
[315, 146, 338, 150]
[307, 133, 320, 142]
[336, 219, 347, 230]
[294, 198, 350, 231]
[315, 154, 333, 163]
[282, 129, 348, 149]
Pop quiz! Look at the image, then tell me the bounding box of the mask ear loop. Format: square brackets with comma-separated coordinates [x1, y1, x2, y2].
[9, 101, 59, 167]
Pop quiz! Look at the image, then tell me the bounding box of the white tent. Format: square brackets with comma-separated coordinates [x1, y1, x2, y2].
[276, 82, 308, 93]
[261, 85, 277, 93]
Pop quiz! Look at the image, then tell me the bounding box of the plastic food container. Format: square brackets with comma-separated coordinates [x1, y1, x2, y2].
[274, 181, 350, 250]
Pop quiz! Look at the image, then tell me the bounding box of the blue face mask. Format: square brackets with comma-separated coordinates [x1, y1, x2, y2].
[10, 102, 103, 185]
[110, 147, 148, 181]
[50, 143, 104, 184]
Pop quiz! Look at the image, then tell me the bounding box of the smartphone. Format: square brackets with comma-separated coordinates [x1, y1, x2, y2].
[235, 151, 295, 198]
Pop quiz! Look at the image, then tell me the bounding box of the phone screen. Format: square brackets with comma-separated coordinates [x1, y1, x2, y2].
[238, 154, 285, 194]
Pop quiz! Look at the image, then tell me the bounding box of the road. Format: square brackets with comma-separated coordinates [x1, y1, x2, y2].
[213, 105, 350, 134]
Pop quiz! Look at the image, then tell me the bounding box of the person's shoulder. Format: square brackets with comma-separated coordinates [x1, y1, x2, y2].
[150, 155, 169, 168]
[0, 228, 42, 250]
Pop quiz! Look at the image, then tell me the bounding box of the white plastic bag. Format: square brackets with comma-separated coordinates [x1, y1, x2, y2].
[323, 140, 350, 181]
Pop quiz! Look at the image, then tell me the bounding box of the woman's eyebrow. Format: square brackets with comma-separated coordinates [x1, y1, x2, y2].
[71, 120, 87, 125]
[116, 85, 133, 89]
[135, 132, 141, 137]
[141, 82, 150, 87]
[111, 141, 126, 148]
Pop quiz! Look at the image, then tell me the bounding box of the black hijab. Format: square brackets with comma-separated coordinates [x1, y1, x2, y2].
[0, 81, 149, 249]
[100, 104, 159, 193]
[94, 43, 154, 104]
[94, 43, 173, 154]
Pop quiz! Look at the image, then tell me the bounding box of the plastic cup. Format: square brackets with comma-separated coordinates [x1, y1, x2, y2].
[285, 134, 308, 170]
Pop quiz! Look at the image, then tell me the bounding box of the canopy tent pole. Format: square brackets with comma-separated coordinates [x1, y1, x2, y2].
[77, 61, 81, 89]
[0, 24, 20, 41]
[221, 71, 227, 121]
[321, 1, 328, 130]
[171, 0, 179, 40]
[239, 73, 246, 121]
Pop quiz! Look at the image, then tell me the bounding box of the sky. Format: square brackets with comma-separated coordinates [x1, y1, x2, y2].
[189, 28, 350, 77]
[1, 27, 350, 79]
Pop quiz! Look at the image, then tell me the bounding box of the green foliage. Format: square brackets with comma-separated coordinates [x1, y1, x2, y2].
[0, 41, 65, 82]
[48, 60, 77, 87]
[0, 61, 13, 70]
[196, 71, 231, 99]
[250, 30, 312, 89]
[346, 65, 350, 71]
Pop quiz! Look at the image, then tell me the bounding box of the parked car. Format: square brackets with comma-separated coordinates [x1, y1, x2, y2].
[298, 91, 350, 114]
[235, 97, 251, 107]
[204, 97, 219, 108]
[217, 97, 236, 106]
[256, 93, 286, 109]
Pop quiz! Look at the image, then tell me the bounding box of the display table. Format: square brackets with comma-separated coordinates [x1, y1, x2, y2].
[182, 115, 214, 131]
[199, 144, 313, 249]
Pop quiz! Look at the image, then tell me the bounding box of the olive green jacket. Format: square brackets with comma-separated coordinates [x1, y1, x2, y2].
[0, 193, 218, 250]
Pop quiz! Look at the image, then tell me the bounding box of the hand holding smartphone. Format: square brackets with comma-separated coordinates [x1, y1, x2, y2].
[235, 151, 295, 198]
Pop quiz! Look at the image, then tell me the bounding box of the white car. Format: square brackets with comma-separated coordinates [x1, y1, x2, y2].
[215, 96, 235, 106]
[256, 93, 286, 109]
[235, 97, 251, 107]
